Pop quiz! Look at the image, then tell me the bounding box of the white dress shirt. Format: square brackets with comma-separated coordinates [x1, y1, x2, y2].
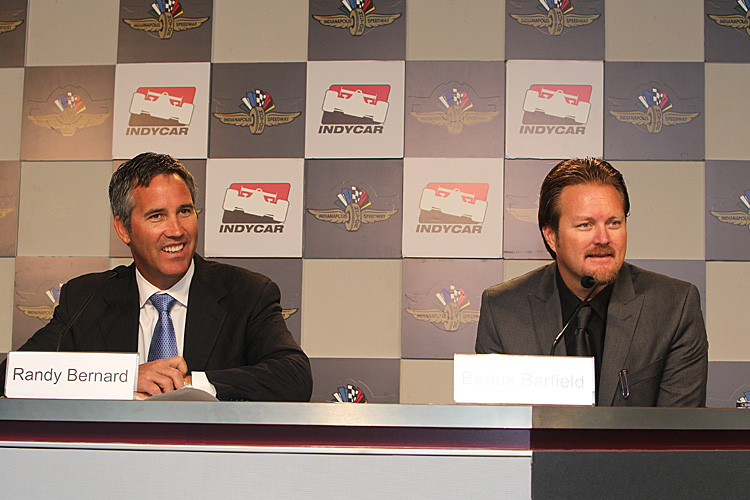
[135, 261, 216, 396]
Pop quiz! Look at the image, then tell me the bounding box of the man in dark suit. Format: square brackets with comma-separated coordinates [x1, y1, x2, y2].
[476, 158, 708, 407]
[1, 152, 312, 401]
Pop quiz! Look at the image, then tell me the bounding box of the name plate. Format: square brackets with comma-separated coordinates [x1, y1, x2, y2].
[5, 351, 139, 400]
[454, 353, 595, 406]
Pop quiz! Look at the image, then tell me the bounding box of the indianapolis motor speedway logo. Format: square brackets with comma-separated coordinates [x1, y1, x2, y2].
[213, 89, 301, 135]
[710, 190, 750, 230]
[307, 184, 397, 232]
[332, 384, 368, 403]
[318, 84, 390, 135]
[409, 84, 500, 135]
[123, 0, 209, 40]
[126, 86, 195, 135]
[27, 87, 111, 137]
[519, 84, 591, 135]
[707, 0, 750, 37]
[219, 183, 290, 234]
[17, 283, 62, 321]
[509, 0, 600, 36]
[0, 19, 22, 35]
[0, 195, 14, 220]
[312, 0, 401, 36]
[416, 183, 488, 234]
[608, 86, 699, 134]
[406, 284, 480, 332]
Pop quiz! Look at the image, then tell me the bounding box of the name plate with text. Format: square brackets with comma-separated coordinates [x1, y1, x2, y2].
[5, 351, 139, 400]
[454, 353, 595, 406]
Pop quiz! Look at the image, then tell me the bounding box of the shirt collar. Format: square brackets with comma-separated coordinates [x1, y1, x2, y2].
[555, 267, 613, 320]
[135, 259, 195, 308]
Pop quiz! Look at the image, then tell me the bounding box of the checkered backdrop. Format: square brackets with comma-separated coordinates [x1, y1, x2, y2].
[1, 0, 749, 406]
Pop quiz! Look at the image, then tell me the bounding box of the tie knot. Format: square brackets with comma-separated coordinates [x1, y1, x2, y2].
[150, 293, 176, 313]
[577, 305, 593, 329]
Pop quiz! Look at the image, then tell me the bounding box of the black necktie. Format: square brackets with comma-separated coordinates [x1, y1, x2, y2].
[570, 305, 593, 357]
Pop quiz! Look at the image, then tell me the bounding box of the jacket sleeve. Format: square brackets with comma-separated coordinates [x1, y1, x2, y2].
[202, 280, 312, 402]
[655, 284, 708, 407]
[475, 289, 505, 354]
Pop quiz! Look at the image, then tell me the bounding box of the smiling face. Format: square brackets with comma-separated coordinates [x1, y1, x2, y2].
[542, 183, 627, 299]
[114, 173, 198, 290]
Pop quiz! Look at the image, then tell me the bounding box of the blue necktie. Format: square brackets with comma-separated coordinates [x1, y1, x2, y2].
[148, 293, 178, 362]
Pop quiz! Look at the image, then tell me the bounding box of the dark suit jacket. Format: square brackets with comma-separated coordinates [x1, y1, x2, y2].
[475, 262, 708, 407]
[1, 255, 312, 402]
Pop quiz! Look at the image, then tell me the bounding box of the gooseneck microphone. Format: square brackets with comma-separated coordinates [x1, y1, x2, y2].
[56, 266, 128, 351]
[549, 275, 599, 356]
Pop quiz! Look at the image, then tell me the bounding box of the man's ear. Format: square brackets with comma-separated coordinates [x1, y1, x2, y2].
[113, 216, 131, 246]
[542, 226, 557, 254]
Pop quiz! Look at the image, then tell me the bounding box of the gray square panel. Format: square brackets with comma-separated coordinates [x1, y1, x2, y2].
[402, 258, 503, 359]
[405, 61, 504, 158]
[215, 258, 303, 346]
[503, 159, 557, 260]
[705, 160, 750, 261]
[604, 62, 704, 161]
[308, 0, 405, 61]
[12, 256, 109, 350]
[0, 0, 26, 68]
[310, 357, 400, 403]
[118, 0, 213, 63]
[505, 0, 604, 60]
[209, 63, 306, 158]
[20, 66, 115, 161]
[304, 159, 403, 258]
[705, 0, 750, 62]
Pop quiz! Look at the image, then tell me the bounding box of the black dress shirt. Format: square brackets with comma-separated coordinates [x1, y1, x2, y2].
[556, 269, 613, 405]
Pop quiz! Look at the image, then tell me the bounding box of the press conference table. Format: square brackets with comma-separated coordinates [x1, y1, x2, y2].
[1, 400, 749, 499]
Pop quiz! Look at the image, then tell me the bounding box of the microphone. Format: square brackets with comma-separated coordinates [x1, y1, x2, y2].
[56, 266, 128, 351]
[549, 275, 599, 356]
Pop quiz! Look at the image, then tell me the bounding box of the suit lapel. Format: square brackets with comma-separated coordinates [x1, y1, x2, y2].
[183, 256, 228, 371]
[530, 264, 565, 355]
[599, 264, 644, 405]
[97, 264, 139, 352]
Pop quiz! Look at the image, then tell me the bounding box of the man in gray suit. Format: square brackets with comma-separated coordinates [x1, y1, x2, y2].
[476, 158, 708, 406]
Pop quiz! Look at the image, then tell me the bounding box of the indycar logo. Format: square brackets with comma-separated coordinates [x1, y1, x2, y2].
[510, 0, 599, 36]
[519, 84, 591, 135]
[405, 284, 480, 332]
[307, 184, 397, 232]
[708, 0, 750, 37]
[409, 85, 500, 135]
[331, 384, 368, 403]
[123, 0, 209, 40]
[0, 19, 23, 35]
[27, 87, 111, 137]
[126, 86, 195, 136]
[312, 0, 401, 36]
[609, 86, 699, 134]
[213, 89, 301, 135]
[320, 84, 390, 128]
[219, 183, 290, 234]
[416, 183, 488, 234]
[710, 190, 750, 230]
[17, 283, 62, 321]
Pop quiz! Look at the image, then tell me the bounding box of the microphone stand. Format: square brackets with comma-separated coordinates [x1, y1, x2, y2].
[549, 276, 599, 356]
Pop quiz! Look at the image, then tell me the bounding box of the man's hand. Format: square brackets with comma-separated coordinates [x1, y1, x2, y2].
[137, 356, 189, 397]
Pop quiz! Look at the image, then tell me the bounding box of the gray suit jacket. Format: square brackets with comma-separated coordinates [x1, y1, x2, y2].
[475, 262, 708, 407]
